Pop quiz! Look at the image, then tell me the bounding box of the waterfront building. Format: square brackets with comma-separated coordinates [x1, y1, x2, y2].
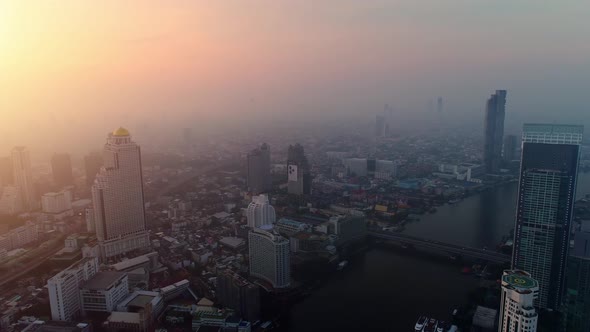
[248, 226, 290, 288]
[498, 270, 538, 332]
[564, 220, 590, 332]
[79, 272, 129, 314]
[84, 152, 102, 187]
[246, 194, 276, 228]
[483, 90, 507, 174]
[247, 143, 271, 194]
[51, 153, 74, 188]
[91, 128, 150, 259]
[511, 124, 583, 310]
[216, 269, 260, 321]
[12, 146, 37, 210]
[328, 215, 367, 245]
[47, 257, 99, 321]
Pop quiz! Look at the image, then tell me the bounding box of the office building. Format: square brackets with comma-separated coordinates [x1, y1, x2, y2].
[42, 190, 74, 219]
[0, 185, 21, 215]
[0, 156, 14, 186]
[498, 270, 538, 332]
[287, 143, 311, 195]
[216, 269, 260, 321]
[564, 220, 590, 332]
[48, 257, 99, 321]
[12, 146, 37, 211]
[512, 124, 583, 310]
[503, 135, 518, 163]
[91, 128, 149, 259]
[483, 90, 507, 174]
[247, 143, 271, 194]
[84, 152, 102, 187]
[246, 194, 275, 228]
[79, 272, 129, 314]
[248, 226, 290, 288]
[51, 153, 74, 188]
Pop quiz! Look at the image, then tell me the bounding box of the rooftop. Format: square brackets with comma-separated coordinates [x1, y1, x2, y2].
[111, 255, 150, 271]
[502, 271, 538, 290]
[112, 127, 130, 137]
[127, 294, 156, 309]
[82, 271, 126, 290]
[107, 311, 140, 324]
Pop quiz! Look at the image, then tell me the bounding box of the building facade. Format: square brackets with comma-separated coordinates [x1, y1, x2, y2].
[246, 194, 276, 228]
[47, 257, 99, 321]
[287, 144, 311, 195]
[564, 221, 590, 332]
[84, 152, 102, 188]
[503, 134, 518, 163]
[247, 143, 271, 194]
[483, 90, 507, 174]
[91, 128, 149, 259]
[42, 190, 74, 219]
[511, 124, 583, 310]
[12, 146, 37, 211]
[80, 272, 129, 314]
[248, 226, 290, 288]
[498, 270, 539, 332]
[51, 153, 74, 188]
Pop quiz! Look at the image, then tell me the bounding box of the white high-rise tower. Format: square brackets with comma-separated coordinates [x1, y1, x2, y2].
[91, 128, 149, 259]
[498, 270, 539, 332]
[12, 146, 36, 211]
[246, 194, 276, 228]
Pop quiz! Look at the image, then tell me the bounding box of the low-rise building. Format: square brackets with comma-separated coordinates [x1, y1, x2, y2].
[79, 272, 129, 314]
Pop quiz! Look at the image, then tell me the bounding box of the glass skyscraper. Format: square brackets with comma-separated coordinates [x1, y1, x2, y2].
[483, 90, 507, 174]
[512, 124, 583, 310]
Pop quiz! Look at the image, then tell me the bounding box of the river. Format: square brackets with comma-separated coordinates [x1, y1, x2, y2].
[285, 172, 590, 331]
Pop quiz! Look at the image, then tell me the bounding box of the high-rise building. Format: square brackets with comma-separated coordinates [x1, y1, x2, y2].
[512, 124, 583, 310]
[0, 156, 14, 186]
[564, 220, 590, 332]
[287, 144, 311, 195]
[48, 257, 99, 321]
[84, 152, 102, 187]
[216, 269, 260, 321]
[246, 194, 276, 228]
[91, 128, 149, 259]
[51, 153, 74, 188]
[503, 134, 518, 163]
[483, 90, 507, 174]
[247, 143, 271, 194]
[498, 270, 539, 332]
[12, 146, 37, 211]
[248, 226, 290, 288]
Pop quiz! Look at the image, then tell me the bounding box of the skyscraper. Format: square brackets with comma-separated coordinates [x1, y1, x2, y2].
[512, 124, 583, 310]
[287, 144, 311, 195]
[51, 153, 74, 188]
[564, 220, 590, 332]
[247, 143, 271, 194]
[503, 134, 518, 163]
[84, 152, 102, 187]
[498, 270, 539, 332]
[91, 128, 149, 259]
[483, 90, 507, 174]
[248, 225, 290, 288]
[12, 146, 37, 211]
[0, 156, 14, 186]
[246, 194, 276, 228]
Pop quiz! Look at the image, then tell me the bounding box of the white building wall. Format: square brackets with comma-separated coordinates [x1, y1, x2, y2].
[248, 228, 290, 288]
[246, 195, 276, 228]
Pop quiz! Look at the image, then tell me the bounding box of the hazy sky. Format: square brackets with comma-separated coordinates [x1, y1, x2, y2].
[1, 1, 589, 153]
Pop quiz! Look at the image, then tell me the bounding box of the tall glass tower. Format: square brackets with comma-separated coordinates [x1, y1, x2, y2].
[512, 124, 584, 310]
[483, 90, 507, 174]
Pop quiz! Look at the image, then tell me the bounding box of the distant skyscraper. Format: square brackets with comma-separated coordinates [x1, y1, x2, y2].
[287, 144, 311, 195]
[503, 135, 518, 163]
[247, 143, 271, 194]
[0, 156, 14, 186]
[248, 226, 290, 288]
[84, 152, 102, 187]
[498, 270, 539, 332]
[437, 97, 443, 113]
[91, 128, 149, 259]
[483, 90, 507, 174]
[12, 146, 37, 211]
[564, 220, 590, 332]
[375, 115, 385, 137]
[512, 124, 583, 310]
[51, 153, 74, 188]
[246, 194, 276, 228]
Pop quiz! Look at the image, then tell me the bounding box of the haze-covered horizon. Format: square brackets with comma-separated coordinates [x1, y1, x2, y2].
[2, 1, 589, 154]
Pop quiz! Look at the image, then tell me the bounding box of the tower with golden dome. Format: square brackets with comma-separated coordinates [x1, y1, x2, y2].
[90, 127, 149, 259]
